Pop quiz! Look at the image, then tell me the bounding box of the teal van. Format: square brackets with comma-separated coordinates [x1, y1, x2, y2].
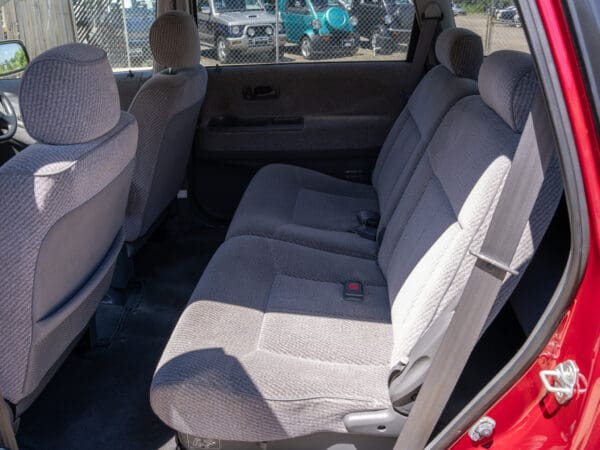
[278, 0, 359, 59]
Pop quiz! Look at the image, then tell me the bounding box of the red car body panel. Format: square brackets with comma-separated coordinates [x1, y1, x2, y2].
[449, 0, 600, 449]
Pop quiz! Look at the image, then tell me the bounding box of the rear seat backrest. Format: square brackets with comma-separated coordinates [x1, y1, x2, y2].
[379, 51, 563, 367]
[372, 28, 484, 231]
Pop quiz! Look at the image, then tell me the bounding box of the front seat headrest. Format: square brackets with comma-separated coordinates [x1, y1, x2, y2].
[435, 28, 484, 80]
[150, 11, 201, 69]
[479, 50, 538, 133]
[19, 43, 120, 145]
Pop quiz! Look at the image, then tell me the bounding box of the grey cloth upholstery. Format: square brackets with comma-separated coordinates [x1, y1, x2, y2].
[0, 44, 138, 406]
[151, 51, 563, 442]
[226, 29, 483, 255]
[434, 28, 484, 80]
[150, 11, 201, 69]
[152, 236, 391, 441]
[124, 13, 207, 244]
[479, 50, 537, 132]
[19, 43, 120, 145]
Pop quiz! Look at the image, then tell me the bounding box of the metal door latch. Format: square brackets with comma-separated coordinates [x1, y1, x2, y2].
[539, 359, 579, 404]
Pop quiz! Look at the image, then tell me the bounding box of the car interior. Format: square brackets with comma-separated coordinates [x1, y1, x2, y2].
[0, 0, 572, 449]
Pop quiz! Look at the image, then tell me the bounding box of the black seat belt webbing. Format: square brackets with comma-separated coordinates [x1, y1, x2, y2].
[410, 12, 441, 85]
[0, 389, 17, 450]
[394, 94, 555, 449]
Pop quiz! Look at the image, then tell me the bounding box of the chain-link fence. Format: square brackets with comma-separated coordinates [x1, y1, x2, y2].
[1, 0, 528, 70]
[73, 0, 155, 70]
[197, 0, 416, 65]
[454, 1, 528, 54]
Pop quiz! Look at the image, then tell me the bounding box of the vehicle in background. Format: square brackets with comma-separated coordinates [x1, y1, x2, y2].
[197, 0, 286, 64]
[348, 0, 414, 54]
[125, 4, 155, 65]
[495, 5, 517, 22]
[451, 2, 465, 16]
[279, 0, 359, 59]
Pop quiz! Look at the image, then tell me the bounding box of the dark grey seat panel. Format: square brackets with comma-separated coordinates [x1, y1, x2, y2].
[0, 44, 138, 406]
[151, 51, 564, 442]
[151, 236, 391, 441]
[124, 11, 207, 244]
[225, 28, 483, 255]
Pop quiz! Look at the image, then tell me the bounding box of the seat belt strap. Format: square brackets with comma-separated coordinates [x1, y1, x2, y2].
[394, 94, 555, 450]
[410, 5, 442, 86]
[0, 389, 17, 450]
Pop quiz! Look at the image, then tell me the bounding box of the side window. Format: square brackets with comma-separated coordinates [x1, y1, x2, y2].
[453, 1, 529, 54]
[0, 0, 156, 73]
[196, 0, 417, 65]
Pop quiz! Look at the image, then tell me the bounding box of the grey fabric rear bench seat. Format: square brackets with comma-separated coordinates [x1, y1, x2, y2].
[150, 51, 563, 443]
[225, 28, 484, 258]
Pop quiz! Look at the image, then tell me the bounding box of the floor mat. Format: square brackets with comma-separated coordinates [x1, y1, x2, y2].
[17, 224, 225, 450]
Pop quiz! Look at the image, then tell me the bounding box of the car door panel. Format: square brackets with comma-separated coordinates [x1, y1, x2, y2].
[192, 60, 414, 219]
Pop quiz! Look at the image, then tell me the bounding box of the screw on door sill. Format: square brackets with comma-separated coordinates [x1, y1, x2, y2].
[468, 416, 496, 443]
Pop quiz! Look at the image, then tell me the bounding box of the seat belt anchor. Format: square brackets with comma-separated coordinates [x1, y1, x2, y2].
[469, 250, 519, 276]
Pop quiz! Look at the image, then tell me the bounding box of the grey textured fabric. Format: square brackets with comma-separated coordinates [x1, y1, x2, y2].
[150, 11, 201, 69]
[0, 113, 138, 405]
[151, 51, 563, 442]
[479, 50, 537, 132]
[19, 44, 120, 145]
[226, 29, 482, 253]
[151, 236, 391, 441]
[434, 28, 484, 80]
[124, 65, 208, 243]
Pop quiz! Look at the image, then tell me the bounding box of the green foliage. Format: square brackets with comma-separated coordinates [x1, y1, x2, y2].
[0, 46, 28, 76]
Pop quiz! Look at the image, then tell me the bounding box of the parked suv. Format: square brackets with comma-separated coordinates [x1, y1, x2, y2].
[347, 0, 414, 54]
[279, 0, 359, 59]
[197, 0, 286, 63]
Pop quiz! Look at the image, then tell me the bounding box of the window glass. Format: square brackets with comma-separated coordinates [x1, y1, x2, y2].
[0, 0, 155, 72]
[453, 1, 529, 54]
[196, 0, 417, 66]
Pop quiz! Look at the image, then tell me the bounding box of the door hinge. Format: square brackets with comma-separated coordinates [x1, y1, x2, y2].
[539, 359, 579, 405]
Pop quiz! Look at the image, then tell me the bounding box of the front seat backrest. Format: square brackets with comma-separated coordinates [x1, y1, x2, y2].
[0, 43, 138, 409]
[124, 11, 207, 247]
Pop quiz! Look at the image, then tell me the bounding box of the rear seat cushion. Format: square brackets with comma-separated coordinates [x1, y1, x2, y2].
[225, 29, 483, 255]
[151, 236, 392, 441]
[226, 163, 378, 239]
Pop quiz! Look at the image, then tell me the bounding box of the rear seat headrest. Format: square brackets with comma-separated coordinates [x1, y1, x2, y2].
[435, 28, 484, 80]
[19, 43, 120, 145]
[479, 50, 538, 133]
[150, 11, 201, 69]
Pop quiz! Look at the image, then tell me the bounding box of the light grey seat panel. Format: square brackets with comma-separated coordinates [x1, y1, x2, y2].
[379, 51, 563, 367]
[0, 114, 137, 405]
[0, 43, 138, 406]
[225, 163, 379, 248]
[225, 29, 482, 256]
[151, 236, 391, 441]
[151, 51, 563, 444]
[124, 66, 207, 242]
[124, 11, 207, 244]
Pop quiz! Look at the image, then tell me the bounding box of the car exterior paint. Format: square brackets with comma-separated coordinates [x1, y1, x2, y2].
[278, 0, 358, 58]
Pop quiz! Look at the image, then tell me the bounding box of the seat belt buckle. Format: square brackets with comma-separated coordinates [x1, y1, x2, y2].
[469, 250, 519, 276]
[356, 210, 380, 228]
[352, 225, 377, 241]
[344, 281, 364, 301]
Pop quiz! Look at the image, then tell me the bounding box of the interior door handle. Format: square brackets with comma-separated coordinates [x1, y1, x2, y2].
[243, 85, 280, 100]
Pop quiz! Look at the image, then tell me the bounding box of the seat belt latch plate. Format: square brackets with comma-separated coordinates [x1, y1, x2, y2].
[469, 250, 519, 276]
